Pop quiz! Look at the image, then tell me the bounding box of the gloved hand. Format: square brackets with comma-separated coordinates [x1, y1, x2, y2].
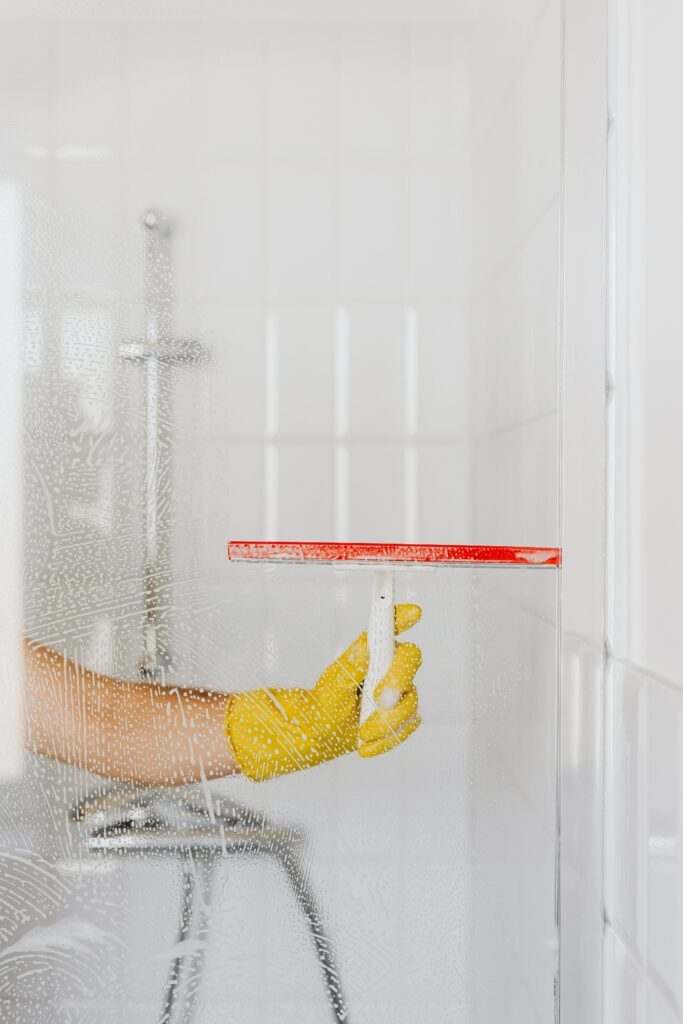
[225, 604, 422, 781]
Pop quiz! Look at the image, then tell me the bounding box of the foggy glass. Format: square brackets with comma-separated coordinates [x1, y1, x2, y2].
[0, 5, 563, 1022]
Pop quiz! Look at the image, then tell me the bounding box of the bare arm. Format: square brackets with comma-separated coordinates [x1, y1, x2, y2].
[23, 639, 238, 786]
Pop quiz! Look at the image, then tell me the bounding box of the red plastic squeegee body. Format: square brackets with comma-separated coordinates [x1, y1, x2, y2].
[227, 541, 561, 567]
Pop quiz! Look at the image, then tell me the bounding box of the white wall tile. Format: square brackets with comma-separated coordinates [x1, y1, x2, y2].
[409, 27, 470, 160]
[197, 164, 265, 299]
[415, 443, 470, 543]
[414, 305, 470, 440]
[55, 23, 122, 157]
[197, 25, 265, 159]
[196, 302, 265, 440]
[267, 27, 337, 158]
[0, 22, 52, 154]
[468, 0, 554, 150]
[347, 306, 403, 438]
[472, 413, 558, 547]
[624, 0, 683, 685]
[407, 163, 469, 300]
[54, 161, 122, 297]
[277, 444, 334, 540]
[605, 661, 646, 960]
[209, 441, 265, 541]
[266, 164, 335, 297]
[339, 165, 403, 298]
[473, 201, 559, 436]
[124, 23, 196, 161]
[647, 981, 683, 1024]
[339, 26, 404, 159]
[472, 1, 561, 286]
[348, 444, 404, 541]
[603, 926, 645, 1024]
[277, 305, 335, 438]
[647, 677, 683, 1008]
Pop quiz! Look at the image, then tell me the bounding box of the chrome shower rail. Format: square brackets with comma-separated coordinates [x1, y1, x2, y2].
[120, 209, 209, 681]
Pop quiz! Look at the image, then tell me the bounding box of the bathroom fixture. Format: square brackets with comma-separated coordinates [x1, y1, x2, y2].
[71, 787, 348, 1023]
[119, 208, 209, 681]
[228, 540, 562, 726]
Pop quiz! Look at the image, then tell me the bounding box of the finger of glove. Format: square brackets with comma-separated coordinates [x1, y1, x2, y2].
[370, 641, 422, 712]
[358, 683, 418, 744]
[320, 604, 421, 698]
[358, 714, 422, 759]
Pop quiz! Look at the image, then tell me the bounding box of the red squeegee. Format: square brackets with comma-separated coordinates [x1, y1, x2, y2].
[228, 540, 561, 729]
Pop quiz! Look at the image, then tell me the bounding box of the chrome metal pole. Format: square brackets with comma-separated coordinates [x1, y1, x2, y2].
[120, 209, 208, 680]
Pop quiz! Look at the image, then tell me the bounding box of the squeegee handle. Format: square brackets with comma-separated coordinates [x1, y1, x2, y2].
[359, 570, 395, 729]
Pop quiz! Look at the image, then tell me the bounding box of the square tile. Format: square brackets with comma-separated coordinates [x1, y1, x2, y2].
[603, 927, 644, 1024]
[54, 161, 122, 297]
[277, 443, 334, 541]
[197, 25, 265, 159]
[347, 306, 403, 438]
[0, 21, 52, 154]
[605, 661, 646, 959]
[266, 26, 337, 158]
[408, 27, 470, 160]
[647, 677, 683, 1005]
[124, 22, 196, 161]
[415, 443, 471, 543]
[266, 164, 335, 298]
[407, 163, 469, 300]
[339, 165, 402, 299]
[348, 444, 403, 542]
[55, 22, 122, 158]
[413, 304, 471, 439]
[339, 25, 405, 159]
[647, 980, 683, 1024]
[197, 164, 265, 299]
[277, 305, 335, 437]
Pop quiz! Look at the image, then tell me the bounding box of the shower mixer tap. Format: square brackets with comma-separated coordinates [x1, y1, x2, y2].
[120, 208, 209, 681]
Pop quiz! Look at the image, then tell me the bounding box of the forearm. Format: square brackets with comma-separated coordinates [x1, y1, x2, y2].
[23, 639, 238, 786]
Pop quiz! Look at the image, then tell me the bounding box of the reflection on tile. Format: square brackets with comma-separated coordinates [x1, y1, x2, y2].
[348, 444, 403, 541]
[277, 444, 334, 541]
[347, 306, 403, 438]
[277, 305, 335, 438]
[647, 677, 683, 1006]
[603, 926, 644, 1024]
[606, 662, 645, 959]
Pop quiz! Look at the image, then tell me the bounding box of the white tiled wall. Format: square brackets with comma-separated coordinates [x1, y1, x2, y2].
[467, 0, 563, 1019]
[606, 1, 683, 1020]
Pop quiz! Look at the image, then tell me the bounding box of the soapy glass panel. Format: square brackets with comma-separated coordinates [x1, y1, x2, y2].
[6, 557, 558, 1023]
[0, 4, 562, 1023]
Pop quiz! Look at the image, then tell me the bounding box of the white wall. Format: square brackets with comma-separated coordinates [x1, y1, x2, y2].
[561, 0, 607, 1020]
[605, 1, 683, 1021]
[467, 0, 562, 1019]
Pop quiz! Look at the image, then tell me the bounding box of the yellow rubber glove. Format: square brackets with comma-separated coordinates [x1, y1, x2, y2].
[225, 604, 422, 781]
